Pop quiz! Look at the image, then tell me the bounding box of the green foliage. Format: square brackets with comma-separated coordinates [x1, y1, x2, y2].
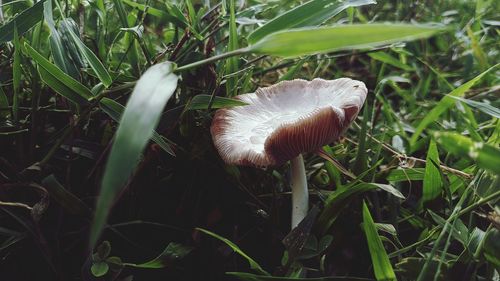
[422, 139, 443, 203]
[91, 62, 178, 247]
[247, 0, 376, 44]
[250, 24, 445, 57]
[0, 0, 498, 280]
[0, 0, 46, 43]
[362, 201, 396, 281]
[196, 228, 269, 276]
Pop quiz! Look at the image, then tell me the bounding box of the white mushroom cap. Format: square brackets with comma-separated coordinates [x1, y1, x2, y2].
[211, 78, 368, 167]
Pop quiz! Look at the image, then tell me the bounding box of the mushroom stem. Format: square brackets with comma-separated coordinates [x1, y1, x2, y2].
[291, 154, 308, 229]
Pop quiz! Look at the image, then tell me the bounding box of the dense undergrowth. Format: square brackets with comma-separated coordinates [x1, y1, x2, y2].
[0, 0, 499, 280]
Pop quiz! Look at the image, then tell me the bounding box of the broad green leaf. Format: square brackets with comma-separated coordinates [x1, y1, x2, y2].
[226, 0, 239, 97]
[410, 63, 499, 145]
[368, 51, 414, 71]
[187, 95, 248, 110]
[362, 201, 396, 281]
[250, 23, 445, 58]
[387, 168, 425, 182]
[434, 132, 500, 174]
[0, 0, 46, 44]
[99, 98, 175, 156]
[12, 25, 21, 123]
[196, 228, 269, 276]
[127, 242, 193, 268]
[91, 62, 178, 248]
[227, 271, 373, 281]
[422, 139, 442, 203]
[43, 0, 79, 79]
[23, 42, 93, 104]
[61, 21, 113, 87]
[248, 0, 376, 44]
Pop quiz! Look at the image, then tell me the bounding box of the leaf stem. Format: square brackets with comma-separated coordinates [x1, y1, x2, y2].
[174, 47, 250, 73]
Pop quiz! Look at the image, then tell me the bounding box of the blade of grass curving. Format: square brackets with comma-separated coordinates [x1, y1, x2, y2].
[0, 0, 46, 44]
[225, 0, 239, 97]
[90, 62, 178, 248]
[433, 132, 500, 174]
[62, 21, 112, 87]
[368, 51, 414, 71]
[12, 25, 20, 123]
[316, 180, 401, 235]
[362, 201, 396, 281]
[99, 98, 175, 156]
[248, 0, 376, 44]
[125, 242, 193, 268]
[448, 96, 500, 119]
[410, 63, 499, 145]
[249, 23, 446, 58]
[196, 228, 269, 276]
[23, 42, 92, 104]
[422, 139, 442, 203]
[187, 94, 247, 110]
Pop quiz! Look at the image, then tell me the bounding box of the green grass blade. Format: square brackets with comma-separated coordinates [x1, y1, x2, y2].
[225, 0, 239, 97]
[362, 201, 396, 281]
[0, 0, 46, 44]
[248, 0, 376, 44]
[187, 94, 247, 110]
[317, 181, 401, 235]
[368, 51, 414, 71]
[433, 132, 500, 174]
[127, 242, 193, 268]
[250, 23, 445, 58]
[196, 228, 269, 276]
[410, 63, 499, 145]
[43, 0, 79, 79]
[122, 0, 187, 28]
[422, 139, 442, 203]
[23, 42, 93, 104]
[99, 98, 175, 156]
[90, 62, 178, 248]
[448, 96, 500, 119]
[12, 25, 21, 123]
[62, 21, 113, 87]
[111, 0, 129, 27]
[387, 168, 425, 182]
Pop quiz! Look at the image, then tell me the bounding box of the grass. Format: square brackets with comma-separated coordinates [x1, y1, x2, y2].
[0, 0, 499, 280]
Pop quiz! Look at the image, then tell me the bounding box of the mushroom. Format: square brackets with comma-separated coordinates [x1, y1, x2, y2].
[211, 78, 367, 229]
